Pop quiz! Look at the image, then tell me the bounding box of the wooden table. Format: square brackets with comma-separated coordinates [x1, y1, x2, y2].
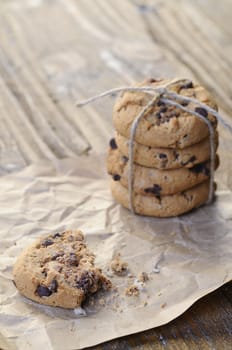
[0, 0, 231, 349]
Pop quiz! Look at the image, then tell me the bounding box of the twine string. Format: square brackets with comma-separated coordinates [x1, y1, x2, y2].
[76, 87, 158, 107]
[76, 80, 232, 214]
[163, 91, 232, 134]
[77, 85, 232, 133]
[75, 79, 191, 107]
[161, 98, 215, 204]
[129, 93, 161, 213]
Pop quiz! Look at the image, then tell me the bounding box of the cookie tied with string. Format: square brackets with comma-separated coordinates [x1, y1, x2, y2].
[113, 78, 218, 149]
[76, 77, 229, 217]
[108, 78, 219, 216]
[111, 179, 215, 218]
[114, 131, 219, 170]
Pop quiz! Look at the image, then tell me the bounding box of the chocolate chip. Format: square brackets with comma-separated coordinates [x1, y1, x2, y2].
[173, 151, 179, 160]
[36, 285, 52, 297]
[112, 174, 121, 181]
[189, 162, 210, 176]
[122, 156, 128, 163]
[195, 107, 208, 118]
[169, 111, 180, 118]
[183, 134, 188, 139]
[53, 232, 61, 238]
[182, 192, 193, 202]
[159, 106, 167, 113]
[189, 155, 197, 163]
[157, 100, 165, 107]
[155, 110, 178, 125]
[67, 252, 79, 266]
[180, 155, 197, 166]
[161, 116, 170, 123]
[189, 163, 204, 174]
[148, 78, 158, 83]
[49, 279, 58, 293]
[12, 280, 16, 287]
[51, 252, 64, 260]
[144, 184, 162, 196]
[204, 167, 210, 177]
[75, 271, 94, 293]
[109, 138, 117, 149]
[42, 268, 48, 277]
[181, 81, 193, 89]
[57, 266, 63, 273]
[159, 153, 167, 159]
[41, 238, 54, 247]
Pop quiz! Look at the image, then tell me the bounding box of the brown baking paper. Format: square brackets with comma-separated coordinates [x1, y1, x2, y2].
[0, 136, 232, 350]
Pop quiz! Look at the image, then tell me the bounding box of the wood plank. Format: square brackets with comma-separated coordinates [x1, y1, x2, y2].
[88, 282, 232, 350]
[139, 0, 232, 118]
[0, 7, 91, 160]
[0, 0, 231, 348]
[0, 0, 182, 157]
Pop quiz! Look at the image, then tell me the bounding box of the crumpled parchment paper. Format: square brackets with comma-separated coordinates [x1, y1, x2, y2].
[0, 134, 231, 350]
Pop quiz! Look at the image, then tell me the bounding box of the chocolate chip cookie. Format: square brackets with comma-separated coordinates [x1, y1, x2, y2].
[111, 179, 213, 217]
[107, 148, 218, 196]
[113, 131, 218, 169]
[113, 78, 218, 148]
[13, 230, 111, 308]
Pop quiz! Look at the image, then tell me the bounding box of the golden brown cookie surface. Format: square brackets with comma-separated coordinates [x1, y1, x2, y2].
[13, 230, 111, 308]
[111, 179, 212, 217]
[107, 147, 218, 196]
[113, 132, 218, 169]
[113, 79, 218, 148]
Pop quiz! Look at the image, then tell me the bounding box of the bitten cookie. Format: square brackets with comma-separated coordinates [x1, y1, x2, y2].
[113, 132, 218, 169]
[111, 179, 213, 217]
[113, 78, 218, 148]
[13, 230, 111, 309]
[107, 148, 218, 196]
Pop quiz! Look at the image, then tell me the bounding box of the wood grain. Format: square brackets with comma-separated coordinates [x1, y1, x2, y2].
[88, 282, 232, 350]
[0, 0, 231, 349]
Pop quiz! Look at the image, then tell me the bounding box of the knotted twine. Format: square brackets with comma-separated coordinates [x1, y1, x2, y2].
[76, 79, 232, 214]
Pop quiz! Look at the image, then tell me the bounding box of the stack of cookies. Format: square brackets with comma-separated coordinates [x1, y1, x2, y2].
[107, 78, 219, 217]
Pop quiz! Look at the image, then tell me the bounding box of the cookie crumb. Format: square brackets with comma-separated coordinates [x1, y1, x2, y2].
[98, 298, 106, 306]
[125, 285, 140, 296]
[144, 301, 148, 307]
[137, 272, 149, 282]
[161, 302, 167, 308]
[89, 299, 95, 306]
[111, 255, 128, 276]
[128, 273, 134, 278]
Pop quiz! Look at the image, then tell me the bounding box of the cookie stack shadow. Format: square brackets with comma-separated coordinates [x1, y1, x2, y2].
[107, 78, 219, 217]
